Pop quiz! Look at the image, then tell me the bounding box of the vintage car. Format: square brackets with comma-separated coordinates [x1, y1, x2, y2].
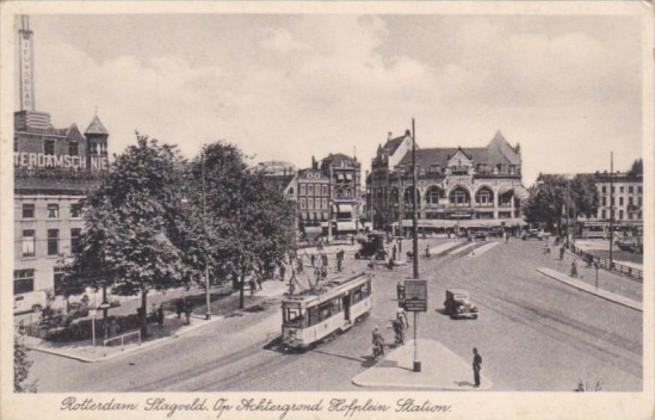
[443, 289, 478, 319]
[472, 229, 490, 241]
[522, 228, 549, 241]
[354, 232, 387, 260]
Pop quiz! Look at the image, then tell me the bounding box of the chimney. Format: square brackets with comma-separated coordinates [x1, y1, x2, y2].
[311, 155, 316, 170]
[388, 131, 393, 140]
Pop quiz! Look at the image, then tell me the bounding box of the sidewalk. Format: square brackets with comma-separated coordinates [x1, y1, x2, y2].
[536, 246, 642, 302]
[352, 339, 492, 391]
[536, 267, 642, 312]
[24, 280, 288, 363]
[429, 240, 462, 255]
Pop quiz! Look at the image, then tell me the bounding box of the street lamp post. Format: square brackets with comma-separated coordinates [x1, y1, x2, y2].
[609, 152, 614, 269]
[201, 152, 211, 320]
[411, 117, 421, 373]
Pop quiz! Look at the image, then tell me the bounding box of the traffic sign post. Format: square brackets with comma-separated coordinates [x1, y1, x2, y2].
[89, 309, 97, 349]
[404, 280, 427, 372]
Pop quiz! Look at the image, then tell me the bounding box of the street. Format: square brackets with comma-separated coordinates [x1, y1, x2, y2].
[30, 238, 642, 392]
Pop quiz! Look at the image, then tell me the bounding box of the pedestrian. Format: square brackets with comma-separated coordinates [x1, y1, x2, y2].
[392, 243, 397, 261]
[151, 303, 157, 323]
[184, 299, 192, 325]
[372, 326, 385, 357]
[297, 255, 304, 273]
[249, 278, 257, 296]
[279, 263, 286, 282]
[157, 304, 164, 328]
[425, 243, 431, 258]
[176, 297, 184, 319]
[110, 318, 121, 337]
[543, 242, 550, 255]
[505, 231, 510, 243]
[351, 236, 355, 245]
[322, 252, 329, 268]
[310, 253, 316, 267]
[256, 276, 263, 291]
[472, 347, 482, 387]
[398, 238, 402, 253]
[396, 306, 409, 329]
[570, 258, 578, 278]
[559, 245, 565, 260]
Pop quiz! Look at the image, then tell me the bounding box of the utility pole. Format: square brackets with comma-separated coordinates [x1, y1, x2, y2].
[201, 152, 211, 320]
[609, 151, 614, 268]
[328, 164, 333, 241]
[412, 118, 419, 279]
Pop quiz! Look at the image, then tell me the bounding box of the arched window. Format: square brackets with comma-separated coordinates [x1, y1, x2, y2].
[404, 187, 421, 205]
[425, 186, 443, 205]
[449, 186, 470, 207]
[475, 187, 493, 206]
[390, 187, 399, 204]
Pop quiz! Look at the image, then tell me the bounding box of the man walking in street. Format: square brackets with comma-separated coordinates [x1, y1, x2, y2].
[472, 347, 482, 388]
[559, 244, 565, 260]
[184, 299, 192, 325]
[336, 248, 344, 272]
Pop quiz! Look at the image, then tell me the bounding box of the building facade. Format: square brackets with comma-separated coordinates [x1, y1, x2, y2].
[580, 170, 643, 238]
[13, 16, 109, 298]
[367, 130, 528, 234]
[320, 153, 362, 233]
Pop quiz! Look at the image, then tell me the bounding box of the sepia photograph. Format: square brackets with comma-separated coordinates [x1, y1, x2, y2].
[1, 1, 653, 419]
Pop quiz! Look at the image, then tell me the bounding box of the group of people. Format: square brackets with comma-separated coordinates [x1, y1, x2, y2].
[371, 307, 410, 357]
[371, 312, 484, 388]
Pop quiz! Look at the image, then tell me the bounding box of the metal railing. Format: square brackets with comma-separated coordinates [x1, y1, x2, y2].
[102, 330, 141, 350]
[569, 246, 642, 281]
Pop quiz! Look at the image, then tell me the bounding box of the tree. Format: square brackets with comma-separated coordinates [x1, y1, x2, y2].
[188, 142, 295, 308]
[523, 174, 598, 232]
[628, 158, 643, 177]
[67, 133, 197, 338]
[14, 332, 36, 392]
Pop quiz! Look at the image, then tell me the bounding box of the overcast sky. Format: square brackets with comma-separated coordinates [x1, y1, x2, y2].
[19, 14, 642, 185]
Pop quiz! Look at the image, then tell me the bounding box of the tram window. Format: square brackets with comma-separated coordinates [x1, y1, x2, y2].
[319, 302, 332, 321]
[308, 306, 320, 326]
[284, 308, 304, 327]
[352, 288, 363, 304]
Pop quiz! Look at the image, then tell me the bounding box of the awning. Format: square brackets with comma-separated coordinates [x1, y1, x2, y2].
[514, 186, 529, 201]
[336, 204, 353, 213]
[497, 185, 529, 201]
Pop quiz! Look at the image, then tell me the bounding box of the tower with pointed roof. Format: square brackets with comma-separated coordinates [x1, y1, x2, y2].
[84, 114, 109, 157]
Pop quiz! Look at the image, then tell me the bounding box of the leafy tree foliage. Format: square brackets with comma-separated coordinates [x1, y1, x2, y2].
[186, 142, 295, 308]
[14, 332, 36, 392]
[66, 133, 196, 337]
[628, 158, 643, 177]
[523, 174, 598, 230]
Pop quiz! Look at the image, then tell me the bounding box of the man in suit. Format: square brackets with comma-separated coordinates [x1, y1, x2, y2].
[472, 347, 482, 387]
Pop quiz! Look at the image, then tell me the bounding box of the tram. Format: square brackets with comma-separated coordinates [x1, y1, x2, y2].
[281, 272, 372, 350]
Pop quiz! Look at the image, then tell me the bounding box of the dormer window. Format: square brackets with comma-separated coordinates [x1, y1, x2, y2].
[69, 141, 78, 156]
[44, 139, 55, 155]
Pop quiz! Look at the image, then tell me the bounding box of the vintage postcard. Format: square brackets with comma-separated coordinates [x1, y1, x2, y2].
[0, 1, 653, 420]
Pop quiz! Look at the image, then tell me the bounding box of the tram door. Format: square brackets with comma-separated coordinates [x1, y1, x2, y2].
[342, 294, 351, 322]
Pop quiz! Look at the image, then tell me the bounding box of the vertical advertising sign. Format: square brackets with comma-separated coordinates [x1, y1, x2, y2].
[404, 279, 427, 312]
[19, 16, 35, 111]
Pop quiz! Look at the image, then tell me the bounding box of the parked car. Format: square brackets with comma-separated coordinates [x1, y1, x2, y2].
[354, 232, 387, 260]
[616, 237, 639, 253]
[443, 289, 478, 319]
[472, 230, 490, 241]
[13, 290, 48, 315]
[522, 228, 549, 241]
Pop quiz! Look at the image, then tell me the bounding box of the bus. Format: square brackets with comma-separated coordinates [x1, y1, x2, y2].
[281, 272, 372, 351]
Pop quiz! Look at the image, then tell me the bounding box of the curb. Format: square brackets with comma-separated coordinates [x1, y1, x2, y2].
[536, 267, 642, 312]
[26, 293, 284, 363]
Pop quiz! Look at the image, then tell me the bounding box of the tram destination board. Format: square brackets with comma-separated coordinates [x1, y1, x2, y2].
[404, 280, 427, 312]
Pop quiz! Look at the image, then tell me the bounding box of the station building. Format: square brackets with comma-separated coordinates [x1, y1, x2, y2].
[366, 130, 528, 235]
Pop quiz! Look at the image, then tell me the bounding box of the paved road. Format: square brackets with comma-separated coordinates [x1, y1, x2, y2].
[29, 238, 642, 392]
